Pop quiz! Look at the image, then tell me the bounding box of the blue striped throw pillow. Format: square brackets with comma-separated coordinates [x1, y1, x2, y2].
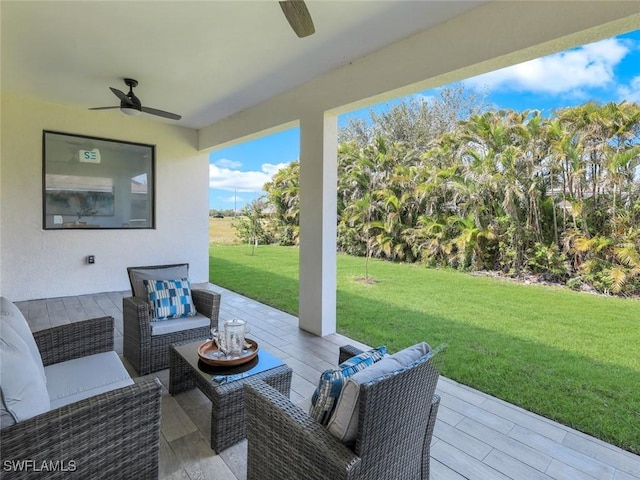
[144, 278, 197, 320]
[309, 346, 386, 425]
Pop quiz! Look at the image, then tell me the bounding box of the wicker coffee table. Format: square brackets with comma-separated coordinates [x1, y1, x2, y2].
[169, 339, 292, 453]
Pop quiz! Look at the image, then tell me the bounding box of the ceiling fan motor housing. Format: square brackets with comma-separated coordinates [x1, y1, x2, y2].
[121, 78, 142, 113]
[122, 94, 142, 109]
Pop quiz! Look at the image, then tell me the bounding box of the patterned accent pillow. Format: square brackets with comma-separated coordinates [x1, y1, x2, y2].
[144, 278, 197, 320]
[309, 346, 386, 425]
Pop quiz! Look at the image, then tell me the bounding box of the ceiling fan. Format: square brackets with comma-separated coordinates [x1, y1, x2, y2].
[89, 78, 181, 120]
[279, 0, 315, 38]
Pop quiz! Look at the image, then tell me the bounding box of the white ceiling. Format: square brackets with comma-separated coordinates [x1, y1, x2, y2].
[1, 1, 486, 130]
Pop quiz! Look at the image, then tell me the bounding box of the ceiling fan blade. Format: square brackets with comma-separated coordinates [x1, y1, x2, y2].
[141, 106, 182, 120]
[93, 79, 180, 120]
[279, 1, 315, 38]
[110, 87, 134, 105]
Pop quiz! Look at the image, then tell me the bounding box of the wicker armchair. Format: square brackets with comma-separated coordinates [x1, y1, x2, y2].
[244, 344, 445, 480]
[0, 317, 162, 480]
[123, 263, 221, 375]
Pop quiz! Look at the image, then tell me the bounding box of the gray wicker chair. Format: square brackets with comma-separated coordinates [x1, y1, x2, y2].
[244, 344, 445, 480]
[0, 316, 162, 480]
[123, 263, 221, 375]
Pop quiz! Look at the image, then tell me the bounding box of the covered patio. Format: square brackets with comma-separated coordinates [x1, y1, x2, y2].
[15, 286, 640, 480]
[3, 2, 640, 478]
[3, 1, 640, 336]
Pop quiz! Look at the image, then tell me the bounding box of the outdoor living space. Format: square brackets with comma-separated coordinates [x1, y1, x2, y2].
[3, 2, 640, 479]
[15, 285, 640, 480]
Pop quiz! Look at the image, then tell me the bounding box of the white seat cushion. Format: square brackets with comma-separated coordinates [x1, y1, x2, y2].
[1, 296, 46, 381]
[45, 351, 134, 410]
[0, 323, 50, 427]
[150, 312, 210, 336]
[327, 342, 431, 443]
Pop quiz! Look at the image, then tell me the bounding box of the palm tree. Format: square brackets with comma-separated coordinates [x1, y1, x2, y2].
[603, 146, 640, 232]
[262, 98, 640, 296]
[344, 193, 376, 279]
[404, 215, 449, 266]
[447, 214, 496, 269]
[264, 162, 300, 245]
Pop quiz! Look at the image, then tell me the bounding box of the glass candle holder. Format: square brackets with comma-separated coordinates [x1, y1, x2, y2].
[224, 319, 246, 357]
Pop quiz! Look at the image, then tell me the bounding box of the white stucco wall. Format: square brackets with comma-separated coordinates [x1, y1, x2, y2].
[0, 93, 209, 301]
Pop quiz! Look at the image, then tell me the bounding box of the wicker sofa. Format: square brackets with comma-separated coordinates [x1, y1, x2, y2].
[123, 263, 221, 375]
[0, 297, 161, 480]
[244, 344, 444, 480]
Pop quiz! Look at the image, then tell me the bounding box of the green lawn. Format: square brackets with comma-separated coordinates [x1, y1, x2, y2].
[209, 244, 640, 454]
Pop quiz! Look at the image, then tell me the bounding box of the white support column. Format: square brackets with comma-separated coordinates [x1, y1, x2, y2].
[298, 112, 338, 336]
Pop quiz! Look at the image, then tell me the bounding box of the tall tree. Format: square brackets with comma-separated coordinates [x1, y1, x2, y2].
[264, 162, 300, 245]
[264, 100, 640, 296]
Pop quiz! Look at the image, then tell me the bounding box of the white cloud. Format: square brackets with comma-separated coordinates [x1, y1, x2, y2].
[209, 162, 289, 192]
[214, 158, 242, 169]
[618, 75, 640, 103]
[466, 38, 630, 95]
[261, 163, 288, 177]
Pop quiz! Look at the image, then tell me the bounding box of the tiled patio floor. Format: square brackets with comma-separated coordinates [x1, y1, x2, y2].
[16, 285, 640, 480]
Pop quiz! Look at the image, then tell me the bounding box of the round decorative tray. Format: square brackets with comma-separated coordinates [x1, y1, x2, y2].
[197, 338, 259, 366]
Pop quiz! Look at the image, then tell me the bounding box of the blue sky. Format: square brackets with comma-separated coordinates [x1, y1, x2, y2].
[209, 29, 640, 211]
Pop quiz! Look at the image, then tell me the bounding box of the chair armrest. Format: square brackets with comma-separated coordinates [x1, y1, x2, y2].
[123, 296, 152, 329]
[0, 379, 161, 480]
[425, 394, 440, 446]
[422, 394, 441, 479]
[338, 345, 364, 364]
[33, 316, 114, 367]
[244, 381, 361, 480]
[429, 343, 448, 372]
[191, 289, 221, 328]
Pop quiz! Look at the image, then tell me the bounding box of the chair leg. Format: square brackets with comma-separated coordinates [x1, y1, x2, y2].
[421, 395, 440, 479]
